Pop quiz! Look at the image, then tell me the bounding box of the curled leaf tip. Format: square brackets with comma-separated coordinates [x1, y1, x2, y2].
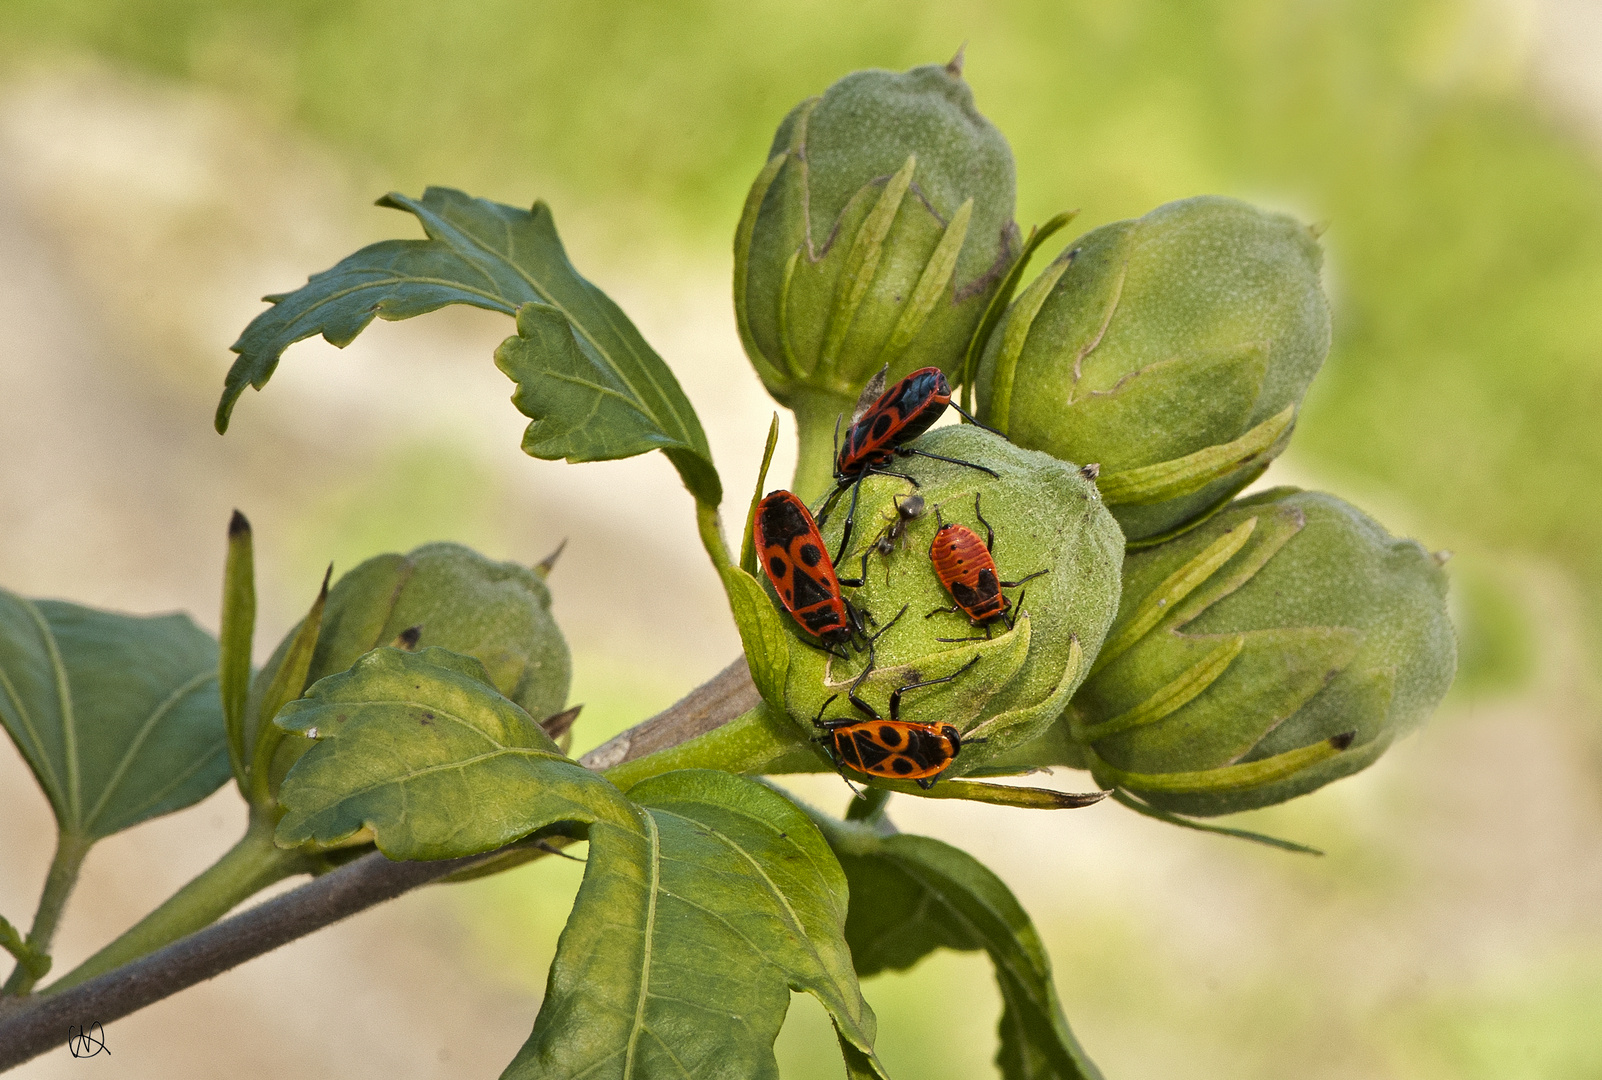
[535, 538, 569, 578]
[228, 509, 251, 537]
[1329, 731, 1356, 751]
[391, 625, 423, 650]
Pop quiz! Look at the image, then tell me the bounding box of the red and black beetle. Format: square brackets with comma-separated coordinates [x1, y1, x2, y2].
[754, 489, 904, 659]
[816, 367, 999, 562]
[926, 492, 1047, 637]
[812, 655, 982, 790]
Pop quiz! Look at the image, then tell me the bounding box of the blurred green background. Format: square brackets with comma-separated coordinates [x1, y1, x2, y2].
[0, 1, 1598, 1078]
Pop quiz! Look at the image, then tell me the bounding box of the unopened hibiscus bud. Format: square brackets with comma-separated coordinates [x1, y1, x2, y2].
[250, 542, 572, 760]
[976, 196, 1330, 544]
[735, 58, 1020, 443]
[781, 426, 1123, 772]
[1066, 488, 1455, 815]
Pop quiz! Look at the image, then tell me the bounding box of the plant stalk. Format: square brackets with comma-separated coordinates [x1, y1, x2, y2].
[695, 499, 735, 580]
[789, 389, 853, 504]
[1, 831, 91, 996]
[47, 813, 308, 993]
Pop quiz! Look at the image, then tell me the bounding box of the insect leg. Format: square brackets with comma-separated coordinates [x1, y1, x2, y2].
[845, 659, 883, 721]
[887, 654, 981, 721]
[868, 603, 909, 643]
[1000, 569, 1050, 588]
[948, 400, 1003, 436]
[810, 693, 843, 730]
[832, 473, 867, 565]
[916, 776, 938, 790]
[973, 491, 995, 551]
[897, 447, 1001, 479]
[813, 477, 850, 529]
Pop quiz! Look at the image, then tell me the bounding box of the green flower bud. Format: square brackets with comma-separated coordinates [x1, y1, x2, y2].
[250, 542, 571, 751]
[1066, 488, 1455, 816]
[735, 58, 1020, 428]
[781, 426, 1123, 773]
[976, 196, 1331, 545]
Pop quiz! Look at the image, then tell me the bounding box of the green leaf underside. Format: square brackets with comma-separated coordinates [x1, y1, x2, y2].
[0, 590, 229, 840]
[506, 771, 885, 1080]
[219, 187, 718, 503]
[832, 829, 1103, 1080]
[274, 646, 595, 859]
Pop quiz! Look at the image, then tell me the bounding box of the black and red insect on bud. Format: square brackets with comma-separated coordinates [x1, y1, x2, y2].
[817, 366, 999, 561]
[925, 493, 1047, 637]
[812, 655, 983, 790]
[753, 489, 902, 659]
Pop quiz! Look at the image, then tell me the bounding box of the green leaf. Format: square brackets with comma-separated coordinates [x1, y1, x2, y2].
[274, 647, 608, 859]
[220, 186, 719, 504]
[506, 771, 887, 1080]
[494, 301, 720, 504]
[822, 821, 1104, 1080]
[0, 590, 229, 841]
[722, 566, 791, 712]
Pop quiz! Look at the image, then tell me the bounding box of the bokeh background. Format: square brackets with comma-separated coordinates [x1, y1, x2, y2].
[2, 1, 1600, 1077]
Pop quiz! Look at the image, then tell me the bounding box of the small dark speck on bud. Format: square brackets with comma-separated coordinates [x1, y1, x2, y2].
[946, 43, 967, 78]
[392, 625, 423, 650]
[228, 509, 251, 537]
[1079, 463, 1101, 481]
[1329, 731, 1356, 751]
[1432, 550, 1454, 567]
[535, 538, 569, 579]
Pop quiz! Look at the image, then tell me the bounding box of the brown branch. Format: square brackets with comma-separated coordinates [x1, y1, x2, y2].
[579, 655, 759, 770]
[0, 655, 758, 1070]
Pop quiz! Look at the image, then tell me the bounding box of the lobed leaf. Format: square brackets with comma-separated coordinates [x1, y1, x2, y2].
[507, 771, 886, 1080]
[274, 647, 606, 859]
[822, 821, 1104, 1080]
[0, 590, 229, 841]
[219, 186, 718, 503]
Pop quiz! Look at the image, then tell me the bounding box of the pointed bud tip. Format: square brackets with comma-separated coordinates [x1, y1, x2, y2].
[1079, 463, 1101, 480]
[1432, 549, 1454, 566]
[393, 625, 423, 650]
[319, 563, 333, 595]
[540, 703, 583, 739]
[1329, 731, 1356, 752]
[534, 538, 569, 579]
[228, 509, 251, 538]
[945, 43, 967, 78]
